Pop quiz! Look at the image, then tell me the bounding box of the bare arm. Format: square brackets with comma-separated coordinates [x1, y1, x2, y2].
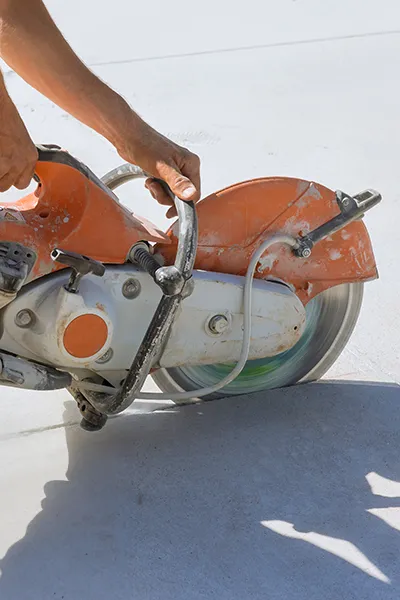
[0, 0, 134, 148]
[0, 67, 38, 190]
[0, 0, 200, 208]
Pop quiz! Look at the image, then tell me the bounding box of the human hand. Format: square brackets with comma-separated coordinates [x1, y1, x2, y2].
[115, 114, 201, 218]
[0, 95, 38, 192]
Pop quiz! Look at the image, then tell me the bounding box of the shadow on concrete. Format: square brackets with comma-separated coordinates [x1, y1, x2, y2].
[1, 380, 400, 599]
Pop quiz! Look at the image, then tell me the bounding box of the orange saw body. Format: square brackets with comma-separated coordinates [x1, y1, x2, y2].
[0, 146, 381, 432]
[0, 153, 168, 283]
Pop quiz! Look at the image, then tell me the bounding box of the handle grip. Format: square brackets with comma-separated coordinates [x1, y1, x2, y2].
[51, 248, 105, 277]
[152, 178, 198, 280]
[100, 162, 198, 280]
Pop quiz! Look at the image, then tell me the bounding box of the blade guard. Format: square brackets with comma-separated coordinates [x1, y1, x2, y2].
[156, 177, 378, 304]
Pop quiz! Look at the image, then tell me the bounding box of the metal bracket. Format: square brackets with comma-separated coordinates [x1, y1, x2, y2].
[0, 352, 71, 390]
[294, 189, 382, 258]
[79, 172, 198, 419]
[51, 248, 105, 293]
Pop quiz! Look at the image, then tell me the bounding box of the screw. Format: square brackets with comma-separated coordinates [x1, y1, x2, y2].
[208, 314, 230, 335]
[15, 309, 35, 328]
[342, 198, 350, 207]
[301, 248, 312, 259]
[122, 278, 141, 299]
[96, 348, 114, 364]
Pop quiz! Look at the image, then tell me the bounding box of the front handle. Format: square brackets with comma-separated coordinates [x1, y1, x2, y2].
[100, 161, 198, 280]
[150, 178, 198, 280]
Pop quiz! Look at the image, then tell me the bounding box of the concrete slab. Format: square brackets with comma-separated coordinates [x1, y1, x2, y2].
[1, 382, 400, 599]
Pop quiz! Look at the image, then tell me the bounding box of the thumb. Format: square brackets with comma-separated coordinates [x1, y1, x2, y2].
[163, 166, 198, 201]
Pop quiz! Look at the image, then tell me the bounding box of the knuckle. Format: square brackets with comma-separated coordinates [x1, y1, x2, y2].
[0, 159, 11, 176]
[181, 146, 199, 162]
[0, 179, 13, 193]
[156, 160, 173, 179]
[14, 176, 31, 190]
[30, 144, 39, 159]
[28, 149, 39, 167]
[191, 152, 201, 166]
[173, 174, 191, 188]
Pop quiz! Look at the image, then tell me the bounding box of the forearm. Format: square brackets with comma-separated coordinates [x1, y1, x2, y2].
[0, 0, 200, 201]
[0, 0, 134, 147]
[0, 66, 32, 145]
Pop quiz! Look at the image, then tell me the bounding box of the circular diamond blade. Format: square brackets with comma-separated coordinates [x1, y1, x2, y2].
[152, 283, 363, 402]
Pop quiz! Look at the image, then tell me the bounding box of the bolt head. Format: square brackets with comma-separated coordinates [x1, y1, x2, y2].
[96, 348, 114, 364]
[301, 248, 312, 258]
[15, 309, 35, 328]
[208, 314, 230, 335]
[122, 278, 141, 299]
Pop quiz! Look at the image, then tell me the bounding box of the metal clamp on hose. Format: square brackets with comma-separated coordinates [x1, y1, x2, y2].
[82, 165, 198, 416]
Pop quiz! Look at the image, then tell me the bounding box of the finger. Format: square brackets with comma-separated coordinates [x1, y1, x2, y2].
[0, 170, 18, 193]
[159, 164, 198, 202]
[14, 166, 35, 190]
[182, 155, 201, 201]
[145, 179, 173, 206]
[166, 206, 177, 219]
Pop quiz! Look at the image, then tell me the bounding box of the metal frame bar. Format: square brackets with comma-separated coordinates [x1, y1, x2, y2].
[77, 164, 198, 415]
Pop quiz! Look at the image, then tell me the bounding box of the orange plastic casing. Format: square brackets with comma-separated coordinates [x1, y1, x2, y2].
[156, 177, 378, 305]
[0, 155, 377, 307]
[0, 158, 169, 283]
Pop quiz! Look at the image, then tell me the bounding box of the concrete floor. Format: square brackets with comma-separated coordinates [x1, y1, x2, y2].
[1, 1, 400, 598]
